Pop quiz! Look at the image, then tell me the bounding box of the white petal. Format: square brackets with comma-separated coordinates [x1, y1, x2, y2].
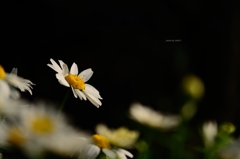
[76, 90, 87, 100]
[58, 80, 70, 87]
[70, 63, 78, 75]
[85, 84, 102, 99]
[71, 87, 78, 98]
[102, 149, 117, 159]
[83, 91, 102, 108]
[48, 58, 62, 73]
[117, 149, 133, 158]
[56, 74, 70, 87]
[116, 151, 127, 159]
[5, 74, 34, 95]
[0, 81, 11, 98]
[77, 91, 83, 100]
[58, 60, 65, 69]
[79, 145, 100, 159]
[62, 64, 69, 76]
[47, 64, 58, 72]
[10, 68, 18, 75]
[55, 73, 64, 81]
[9, 88, 20, 99]
[79, 68, 93, 82]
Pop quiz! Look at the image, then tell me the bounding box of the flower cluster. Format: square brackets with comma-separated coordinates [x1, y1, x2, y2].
[0, 59, 238, 159]
[0, 59, 136, 159]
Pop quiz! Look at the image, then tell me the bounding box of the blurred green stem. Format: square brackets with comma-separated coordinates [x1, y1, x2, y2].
[57, 88, 71, 118]
[137, 130, 154, 159]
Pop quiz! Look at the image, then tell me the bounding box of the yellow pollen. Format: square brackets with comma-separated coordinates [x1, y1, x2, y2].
[0, 65, 6, 79]
[31, 116, 54, 135]
[92, 134, 111, 149]
[65, 74, 85, 90]
[8, 127, 25, 146]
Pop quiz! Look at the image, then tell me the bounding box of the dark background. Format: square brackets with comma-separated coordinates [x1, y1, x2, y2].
[1, 0, 240, 136]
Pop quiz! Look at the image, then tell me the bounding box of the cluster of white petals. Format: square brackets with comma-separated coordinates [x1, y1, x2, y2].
[0, 66, 34, 99]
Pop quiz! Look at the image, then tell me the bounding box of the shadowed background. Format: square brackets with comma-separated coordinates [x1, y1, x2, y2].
[1, 0, 240, 137]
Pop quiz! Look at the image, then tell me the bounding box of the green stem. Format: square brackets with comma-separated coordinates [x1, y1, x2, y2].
[137, 130, 154, 159]
[57, 88, 71, 118]
[0, 115, 5, 125]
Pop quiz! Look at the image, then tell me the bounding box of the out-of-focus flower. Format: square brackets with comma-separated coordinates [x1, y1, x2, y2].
[0, 97, 29, 117]
[0, 66, 34, 99]
[129, 103, 181, 130]
[0, 101, 90, 157]
[95, 124, 139, 148]
[47, 58, 102, 108]
[79, 134, 133, 159]
[202, 121, 218, 148]
[181, 100, 197, 120]
[220, 122, 236, 134]
[46, 128, 90, 157]
[182, 74, 204, 100]
[218, 140, 240, 159]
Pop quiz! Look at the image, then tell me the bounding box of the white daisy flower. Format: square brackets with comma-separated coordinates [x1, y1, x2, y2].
[79, 134, 133, 159]
[0, 65, 34, 99]
[21, 104, 90, 156]
[95, 124, 139, 148]
[1, 102, 90, 157]
[129, 103, 181, 130]
[47, 58, 102, 108]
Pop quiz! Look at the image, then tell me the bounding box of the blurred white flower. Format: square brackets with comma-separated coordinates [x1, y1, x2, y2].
[0, 66, 34, 99]
[47, 58, 102, 108]
[129, 103, 181, 130]
[96, 124, 139, 148]
[0, 101, 90, 157]
[79, 134, 133, 159]
[0, 97, 29, 117]
[202, 121, 218, 148]
[46, 128, 90, 157]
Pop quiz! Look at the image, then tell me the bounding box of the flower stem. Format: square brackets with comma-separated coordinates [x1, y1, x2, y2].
[57, 88, 71, 118]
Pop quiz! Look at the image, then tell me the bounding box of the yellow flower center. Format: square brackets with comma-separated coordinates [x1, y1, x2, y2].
[31, 116, 54, 135]
[65, 74, 85, 90]
[8, 127, 25, 146]
[0, 65, 6, 79]
[92, 134, 111, 149]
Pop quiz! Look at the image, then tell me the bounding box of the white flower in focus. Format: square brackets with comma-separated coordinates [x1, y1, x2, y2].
[96, 124, 139, 148]
[0, 66, 34, 98]
[79, 134, 133, 159]
[47, 58, 102, 108]
[202, 121, 218, 148]
[129, 103, 181, 130]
